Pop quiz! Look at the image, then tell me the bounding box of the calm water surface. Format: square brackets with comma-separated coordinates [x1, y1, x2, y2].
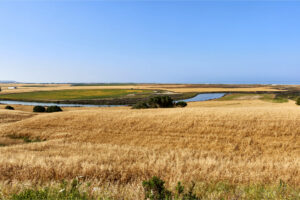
[181, 93, 226, 102]
[0, 100, 123, 107]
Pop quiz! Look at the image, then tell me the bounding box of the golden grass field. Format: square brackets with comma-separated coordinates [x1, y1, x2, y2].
[0, 90, 299, 198]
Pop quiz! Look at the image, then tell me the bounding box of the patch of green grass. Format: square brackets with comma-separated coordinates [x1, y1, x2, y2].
[7, 135, 44, 143]
[9, 180, 93, 200]
[218, 93, 249, 101]
[272, 97, 289, 103]
[177, 92, 198, 100]
[142, 176, 300, 200]
[218, 93, 288, 103]
[71, 83, 138, 86]
[22, 85, 51, 87]
[193, 181, 299, 200]
[6, 179, 300, 200]
[0, 89, 154, 101]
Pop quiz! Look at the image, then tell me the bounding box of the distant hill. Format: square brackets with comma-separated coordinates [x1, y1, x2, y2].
[0, 80, 17, 83]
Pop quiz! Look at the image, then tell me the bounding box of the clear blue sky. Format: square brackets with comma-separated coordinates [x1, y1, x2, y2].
[0, 1, 300, 84]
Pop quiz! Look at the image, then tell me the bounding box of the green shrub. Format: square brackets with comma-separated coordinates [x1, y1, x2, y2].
[46, 106, 62, 113]
[132, 101, 149, 109]
[132, 96, 176, 109]
[33, 106, 46, 112]
[296, 98, 300, 105]
[7, 135, 44, 143]
[142, 176, 172, 200]
[5, 105, 14, 110]
[149, 96, 174, 108]
[176, 101, 187, 107]
[142, 177, 198, 200]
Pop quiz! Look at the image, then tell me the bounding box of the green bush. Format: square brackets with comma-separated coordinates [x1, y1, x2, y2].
[176, 101, 187, 107]
[132, 96, 177, 109]
[142, 176, 172, 200]
[132, 101, 149, 109]
[33, 106, 46, 112]
[142, 176, 198, 200]
[5, 105, 14, 110]
[149, 96, 174, 108]
[46, 106, 62, 113]
[296, 98, 300, 105]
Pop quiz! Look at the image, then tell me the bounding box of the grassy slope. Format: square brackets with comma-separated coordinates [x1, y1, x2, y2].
[0, 99, 299, 198]
[5, 180, 300, 199]
[0, 83, 285, 95]
[219, 93, 289, 103]
[0, 89, 153, 101]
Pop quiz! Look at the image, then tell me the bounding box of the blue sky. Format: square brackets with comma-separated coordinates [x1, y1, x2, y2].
[0, 1, 300, 84]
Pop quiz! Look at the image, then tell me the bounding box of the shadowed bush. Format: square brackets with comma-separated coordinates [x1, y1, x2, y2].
[133, 96, 185, 109]
[5, 105, 14, 110]
[176, 101, 187, 107]
[148, 96, 174, 108]
[143, 176, 172, 200]
[46, 106, 62, 113]
[296, 98, 300, 105]
[142, 176, 198, 200]
[132, 101, 149, 109]
[33, 106, 46, 113]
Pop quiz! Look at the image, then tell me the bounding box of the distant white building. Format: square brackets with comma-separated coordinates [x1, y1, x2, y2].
[8, 87, 17, 89]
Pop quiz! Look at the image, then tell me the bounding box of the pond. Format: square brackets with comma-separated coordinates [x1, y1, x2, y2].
[0, 93, 226, 107]
[181, 93, 226, 102]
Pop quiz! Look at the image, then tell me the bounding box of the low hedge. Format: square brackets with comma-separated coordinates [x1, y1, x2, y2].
[296, 98, 300, 105]
[46, 106, 62, 113]
[132, 96, 188, 109]
[33, 106, 46, 112]
[5, 105, 14, 110]
[176, 101, 187, 107]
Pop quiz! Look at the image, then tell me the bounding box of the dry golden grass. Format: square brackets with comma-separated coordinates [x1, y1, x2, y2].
[0, 98, 299, 198]
[0, 109, 34, 124]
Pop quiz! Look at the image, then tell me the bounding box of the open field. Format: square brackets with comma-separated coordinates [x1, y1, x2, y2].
[0, 89, 153, 101]
[219, 93, 289, 103]
[0, 83, 291, 106]
[0, 83, 285, 95]
[0, 96, 299, 198]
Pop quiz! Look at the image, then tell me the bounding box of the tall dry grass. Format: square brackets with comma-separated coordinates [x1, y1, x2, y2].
[0, 100, 299, 198]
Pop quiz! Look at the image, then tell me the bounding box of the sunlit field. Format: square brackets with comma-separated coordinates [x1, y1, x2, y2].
[0, 89, 153, 101]
[0, 83, 284, 95]
[2, 0, 300, 198]
[0, 93, 299, 198]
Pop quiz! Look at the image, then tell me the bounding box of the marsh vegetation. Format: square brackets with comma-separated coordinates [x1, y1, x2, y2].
[0, 89, 153, 101]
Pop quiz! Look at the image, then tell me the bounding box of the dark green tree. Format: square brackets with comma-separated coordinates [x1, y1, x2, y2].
[46, 106, 62, 113]
[33, 106, 46, 112]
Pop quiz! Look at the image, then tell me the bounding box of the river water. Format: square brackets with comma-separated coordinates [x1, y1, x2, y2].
[180, 93, 226, 102]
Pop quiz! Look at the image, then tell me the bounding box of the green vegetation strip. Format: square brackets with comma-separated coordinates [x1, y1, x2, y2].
[71, 83, 138, 86]
[4, 177, 300, 200]
[0, 89, 153, 101]
[218, 93, 288, 103]
[7, 135, 45, 143]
